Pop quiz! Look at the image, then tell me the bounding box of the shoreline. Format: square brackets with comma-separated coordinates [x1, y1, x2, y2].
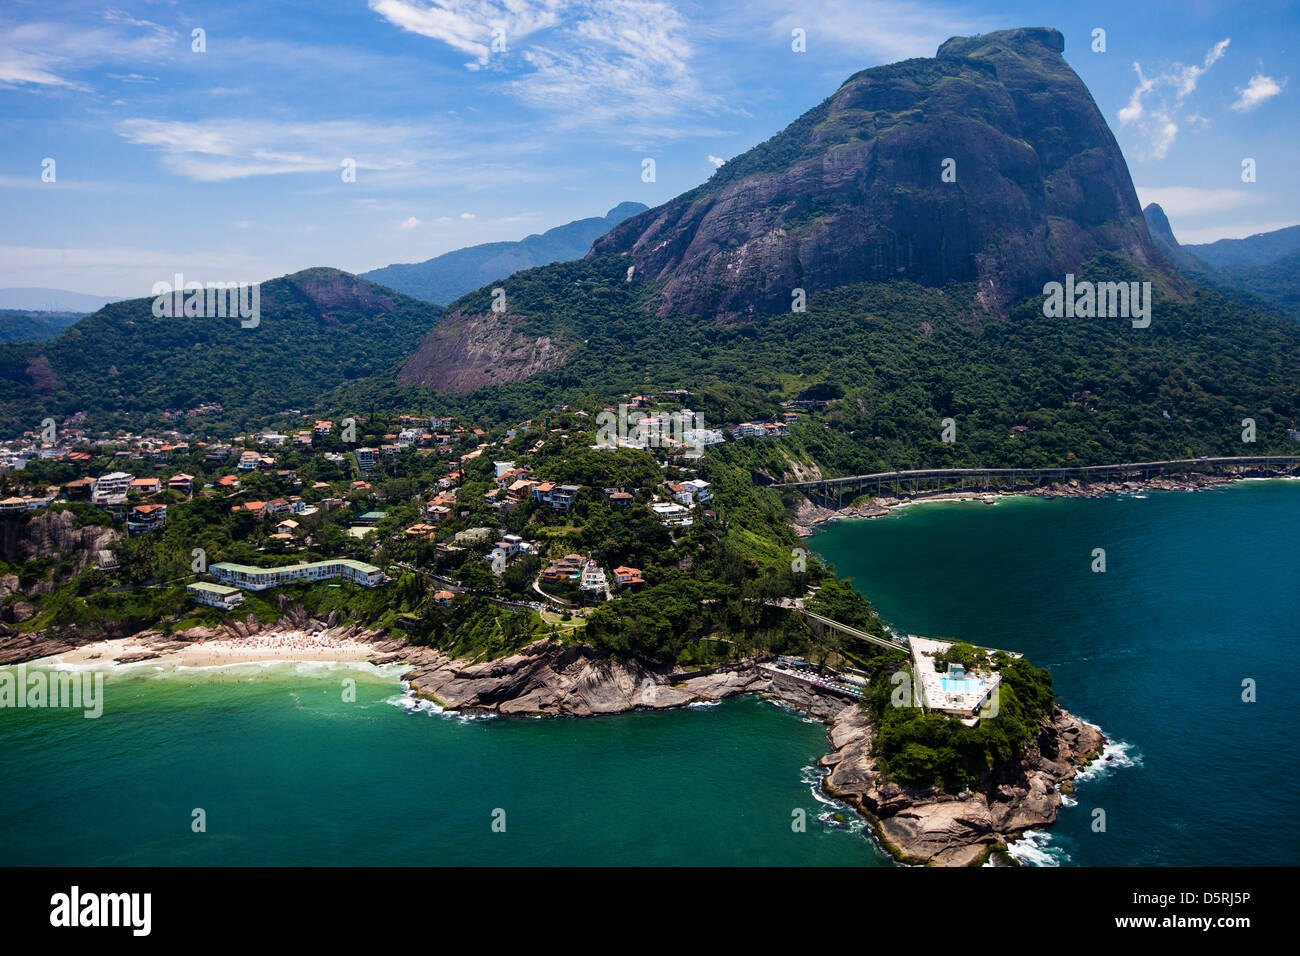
[6, 624, 1102, 866]
[24, 629, 381, 671]
[380, 637, 1100, 866]
[789, 469, 1296, 536]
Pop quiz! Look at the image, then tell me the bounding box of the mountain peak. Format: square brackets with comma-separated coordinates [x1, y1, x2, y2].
[937, 26, 1066, 58]
[591, 27, 1164, 322]
[1142, 203, 1207, 272]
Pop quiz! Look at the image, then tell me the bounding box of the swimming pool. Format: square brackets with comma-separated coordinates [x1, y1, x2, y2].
[939, 677, 985, 695]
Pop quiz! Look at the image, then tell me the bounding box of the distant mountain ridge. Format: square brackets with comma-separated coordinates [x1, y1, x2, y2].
[1141, 203, 1209, 273]
[0, 288, 122, 312]
[362, 202, 648, 304]
[1142, 204, 1300, 315]
[1185, 224, 1300, 268]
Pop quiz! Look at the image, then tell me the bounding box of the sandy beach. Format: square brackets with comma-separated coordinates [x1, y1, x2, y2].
[44, 630, 377, 669]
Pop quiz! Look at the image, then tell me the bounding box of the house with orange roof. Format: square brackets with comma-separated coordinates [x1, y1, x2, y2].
[613, 566, 645, 587]
[127, 503, 167, 534]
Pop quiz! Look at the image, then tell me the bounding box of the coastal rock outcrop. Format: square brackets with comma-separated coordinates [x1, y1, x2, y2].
[820, 702, 1105, 865]
[382, 636, 1105, 866]
[390, 638, 775, 716]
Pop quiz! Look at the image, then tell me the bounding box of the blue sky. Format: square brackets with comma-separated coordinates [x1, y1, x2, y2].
[1, 0, 1294, 296]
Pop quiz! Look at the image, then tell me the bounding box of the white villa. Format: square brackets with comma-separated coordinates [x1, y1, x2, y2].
[580, 561, 608, 593]
[651, 501, 693, 527]
[908, 635, 1003, 725]
[91, 472, 133, 505]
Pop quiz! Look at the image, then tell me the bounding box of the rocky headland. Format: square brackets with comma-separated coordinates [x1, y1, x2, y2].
[376, 636, 1105, 865]
[2, 608, 1107, 867]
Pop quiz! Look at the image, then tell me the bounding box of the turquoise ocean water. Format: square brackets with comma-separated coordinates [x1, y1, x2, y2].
[810, 479, 1300, 865]
[3, 480, 1295, 866]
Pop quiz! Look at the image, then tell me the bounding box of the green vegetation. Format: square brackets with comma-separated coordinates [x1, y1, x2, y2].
[0, 268, 441, 434]
[339, 250, 1300, 471]
[867, 651, 1057, 791]
[0, 310, 83, 344]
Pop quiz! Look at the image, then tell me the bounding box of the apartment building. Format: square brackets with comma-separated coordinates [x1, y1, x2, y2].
[208, 558, 387, 591]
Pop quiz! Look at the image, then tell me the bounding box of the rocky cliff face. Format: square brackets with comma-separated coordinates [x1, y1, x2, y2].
[591, 27, 1165, 321]
[388, 638, 772, 715]
[398, 311, 570, 394]
[284, 267, 400, 325]
[1, 510, 118, 597]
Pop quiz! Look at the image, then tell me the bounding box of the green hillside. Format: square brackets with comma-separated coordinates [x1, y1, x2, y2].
[0, 268, 441, 433]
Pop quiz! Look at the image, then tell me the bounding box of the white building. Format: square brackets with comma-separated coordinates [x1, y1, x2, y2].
[186, 581, 245, 609]
[209, 559, 386, 591]
[682, 478, 712, 503]
[651, 501, 693, 527]
[580, 562, 608, 592]
[908, 636, 1003, 724]
[354, 447, 378, 475]
[91, 472, 133, 505]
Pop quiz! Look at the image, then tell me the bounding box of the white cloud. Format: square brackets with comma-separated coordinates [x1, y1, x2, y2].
[1136, 186, 1264, 217]
[369, 0, 564, 65]
[1117, 64, 1154, 126]
[1232, 73, 1285, 112]
[0, 14, 175, 90]
[401, 216, 422, 228]
[707, 154, 725, 168]
[459, 211, 475, 219]
[761, 0, 992, 65]
[116, 118, 428, 182]
[370, 0, 726, 138]
[1118, 39, 1229, 159]
[1176, 38, 1229, 98]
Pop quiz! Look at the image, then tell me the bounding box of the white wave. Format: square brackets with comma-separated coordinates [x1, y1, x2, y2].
[687, 699, 722, 708]
[386, 690, 445, 715]
[384, 687, 498, 721]
[1004, 829, 1070, 867]
[1074, 733, 1142, 784]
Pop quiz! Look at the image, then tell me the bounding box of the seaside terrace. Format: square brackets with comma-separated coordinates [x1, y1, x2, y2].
[909, 636, 1003, 726]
